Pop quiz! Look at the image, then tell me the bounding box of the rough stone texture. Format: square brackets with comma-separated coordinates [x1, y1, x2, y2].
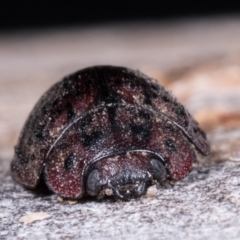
[1, 17, 240, 240]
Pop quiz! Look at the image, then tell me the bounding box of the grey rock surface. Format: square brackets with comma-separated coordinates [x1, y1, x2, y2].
[1, 129, 240, 240]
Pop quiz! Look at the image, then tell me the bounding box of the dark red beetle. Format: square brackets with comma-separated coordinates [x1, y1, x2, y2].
[11, 66, 210, 200]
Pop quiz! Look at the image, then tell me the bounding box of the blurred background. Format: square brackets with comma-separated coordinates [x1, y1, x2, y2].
[1, 0, 240, 30]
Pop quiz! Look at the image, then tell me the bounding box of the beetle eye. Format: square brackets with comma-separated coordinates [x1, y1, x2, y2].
[86, 169, 101, 196]
[150, 159, 167, 182]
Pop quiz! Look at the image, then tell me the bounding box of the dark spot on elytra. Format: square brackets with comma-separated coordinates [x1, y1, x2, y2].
[151, 84, 158, 91]
[138, 81, 147, 89]
[193, 127, 198, 133]
[173, 101, 179, 107]
[56, 108, 63, 115]
[162, 95, 170, 102]
[28, 138, 33, 146]
[131, 110, 152, 141]
[80, 114, 92, 128]
[143, 91, 152, 105]
[52, 99, 59, 107]
[41, 106, 48, 115]
[139, 110, 151, 120]
[31, 155, 35, 161]
[63, 77, 73, 90]
[81, 131, 103, 148]
[112, 123, 121, 133]
[165, 139, 177, 152]
[165, 123, 176, 133]
[131, 123, 152, 142]
[152, 92, 158, 99]
[83, 79, 92, 89]
[34, 124, 44, 138]
[96, 71, 120, 104]
[58, 143, 70, 151]
[78, 113, 104, 148]
[107, 94, 120, 104]
[129, 81, 136, 88]
[184, 120, 189, 128]
[175, 106, 186, 118]
[40, 149, 46, 156]
[72, 86, 82, 97]
[115, 78, 122, 85]
[106, 105, 122, 133]
[107, 105, 117, 119]
[15, 146, 20, 155]
[15, 147, 23, 160]
[66, 102, 75, 120]
[20, 157, 29, 164]
[64, 154, 77, 170]
[34, 124, 49, 141]
[11, 163, 19, 172]
[15, 147, 28, 164]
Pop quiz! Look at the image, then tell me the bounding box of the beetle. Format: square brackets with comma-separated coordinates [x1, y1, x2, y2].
[11, 66, 210, 200]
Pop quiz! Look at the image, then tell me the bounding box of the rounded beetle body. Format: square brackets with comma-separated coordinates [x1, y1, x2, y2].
[11, 66, 210, 200]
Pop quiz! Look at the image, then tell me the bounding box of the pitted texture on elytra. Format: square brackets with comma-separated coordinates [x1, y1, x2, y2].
[45, 104, 195, 198]
[11, 66, 209, 199]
